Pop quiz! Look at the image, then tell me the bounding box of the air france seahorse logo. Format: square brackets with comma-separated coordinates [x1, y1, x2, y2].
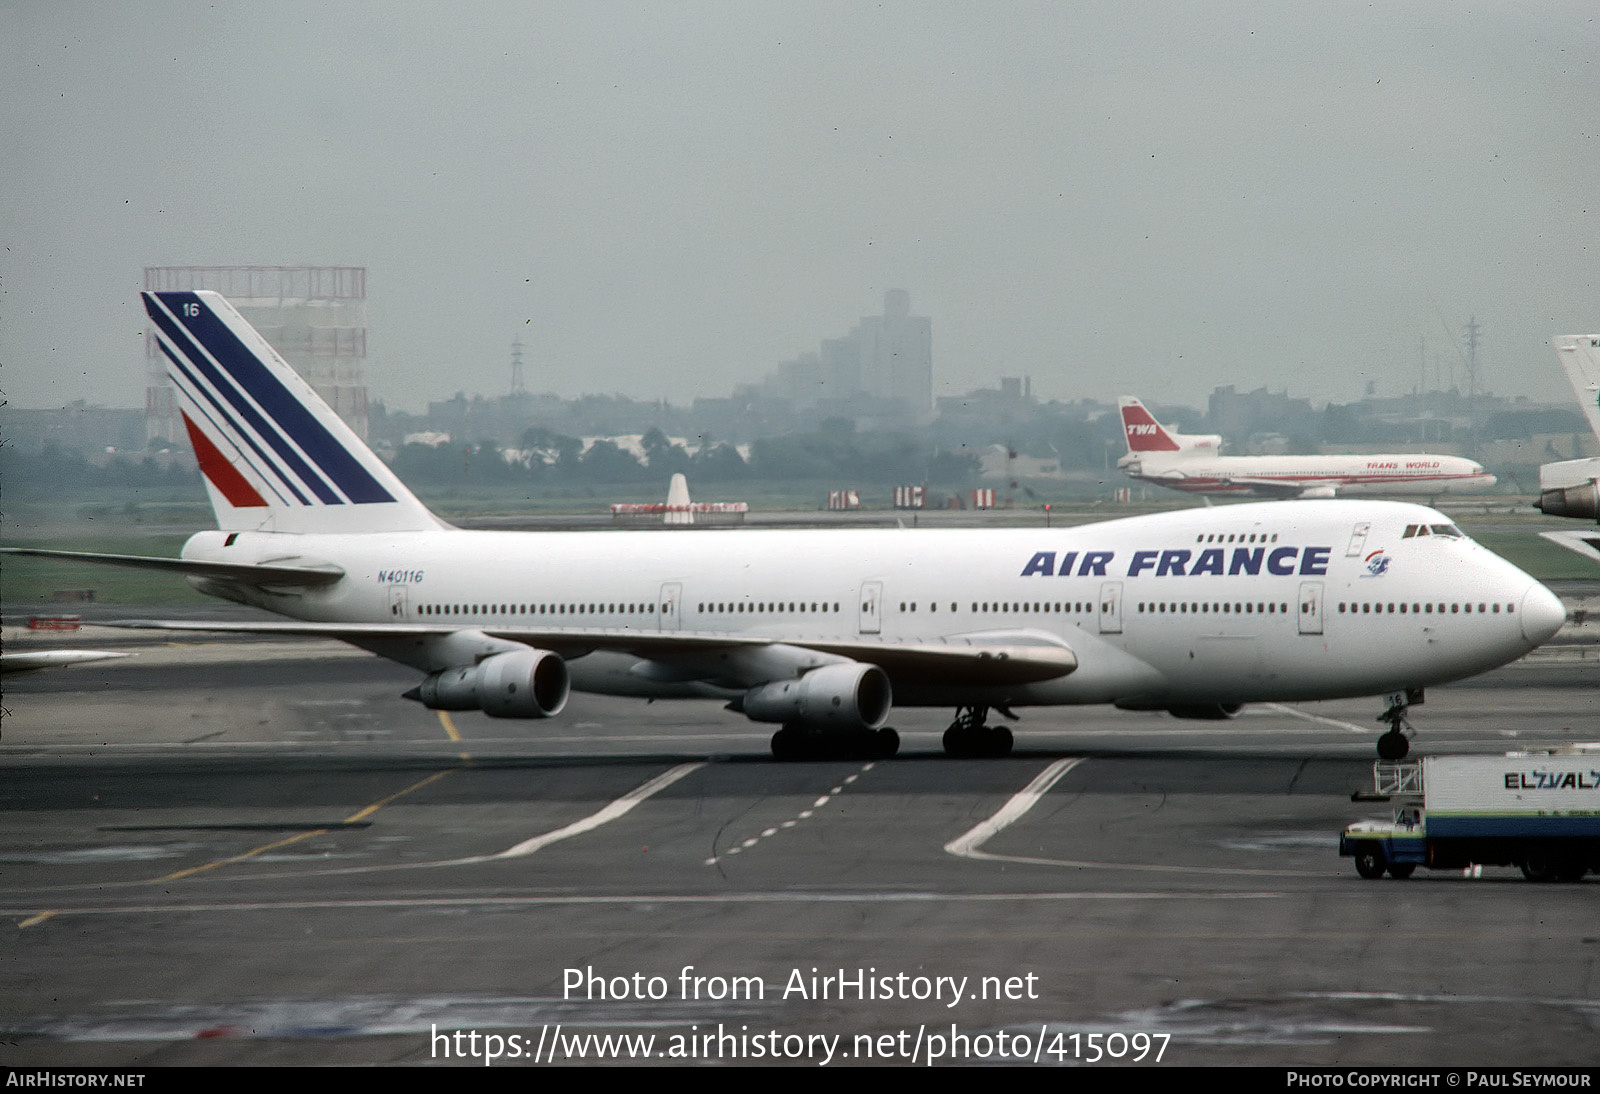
[1363, 550, 1391, 577]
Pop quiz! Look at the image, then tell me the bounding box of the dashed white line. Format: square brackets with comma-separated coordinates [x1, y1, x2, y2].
[707, 762, 875, 865]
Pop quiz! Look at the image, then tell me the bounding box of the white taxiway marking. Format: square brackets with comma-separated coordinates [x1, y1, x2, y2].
[3, 890, 1286, 923]
[946, 757, 1328, 876]
[945, 758, 1085, 860]
[1261, 703, 1372, 734]
[457, 762, 705, 863]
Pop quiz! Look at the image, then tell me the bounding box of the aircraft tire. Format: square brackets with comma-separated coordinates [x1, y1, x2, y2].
[771, 726, 805, 761]
[1354, 843, 1387, 879]
[943, 725, 972, 758]
[1377, 732, 1409, 760]
[874, 727, 900, 759]
[987, 726, 1014, 758]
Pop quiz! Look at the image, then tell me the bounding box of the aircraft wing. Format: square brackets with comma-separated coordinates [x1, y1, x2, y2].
[103, 619, 1078, 687]
[0, 650, 133, 676]
[1540, 529, 1600, 566]
[1217, 477, 1320, 499]
[0, 548, 345, 587]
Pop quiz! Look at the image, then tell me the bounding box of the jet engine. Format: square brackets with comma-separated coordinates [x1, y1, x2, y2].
[1536, 481, 1600, 522]
[411, 647, 569, 718]
[740, 663, 892, 731]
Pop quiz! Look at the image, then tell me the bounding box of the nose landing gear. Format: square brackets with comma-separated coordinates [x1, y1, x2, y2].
[1376, 689, 1423, 760]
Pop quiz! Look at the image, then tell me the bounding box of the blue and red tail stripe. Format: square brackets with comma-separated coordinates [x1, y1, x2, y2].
[143, 291, 395, 507]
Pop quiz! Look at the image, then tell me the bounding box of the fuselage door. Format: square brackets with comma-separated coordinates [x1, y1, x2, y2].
[1346, 522, 1371, 558]
[387, 585, 409, 620]
[1298, 580, 1324, 635]
[1098, 581, 1123, 634]
[858, 580, 882, 635]
[658, 582, 682, 632]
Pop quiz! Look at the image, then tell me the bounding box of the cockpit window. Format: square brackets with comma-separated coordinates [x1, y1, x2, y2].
[1403, 523, 1465, 539]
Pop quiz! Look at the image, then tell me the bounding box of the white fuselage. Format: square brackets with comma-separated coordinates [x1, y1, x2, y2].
[1121, 452, 1495, 498]
[183, 499, 1563, 710]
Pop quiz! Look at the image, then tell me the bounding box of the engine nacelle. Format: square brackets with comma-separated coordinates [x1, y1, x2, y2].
[1166, 703, 1243, 720]
[414, 648, 569, 719]
[1536, 481, 1600, 521]
[741, 663, 892, 731]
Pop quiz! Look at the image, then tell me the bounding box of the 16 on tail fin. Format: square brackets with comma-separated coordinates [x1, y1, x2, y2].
[143, 290, 442, 534]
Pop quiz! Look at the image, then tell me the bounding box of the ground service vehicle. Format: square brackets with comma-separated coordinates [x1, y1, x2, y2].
[1340, 753, 1600, 882]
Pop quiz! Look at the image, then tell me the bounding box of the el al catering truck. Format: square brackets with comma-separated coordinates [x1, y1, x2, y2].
[1340, 753, 1600, 882]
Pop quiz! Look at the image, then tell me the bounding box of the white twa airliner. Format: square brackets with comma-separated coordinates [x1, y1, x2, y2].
[6, 294, 1565, 761]
[1117, 397, 1496, 500]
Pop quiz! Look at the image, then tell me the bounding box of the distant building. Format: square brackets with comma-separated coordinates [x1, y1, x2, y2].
[750, 291, 933, 422]
[1208, 385, 1317, 445]
[144, 266, 370, 443]
[1, 401, 145, 454]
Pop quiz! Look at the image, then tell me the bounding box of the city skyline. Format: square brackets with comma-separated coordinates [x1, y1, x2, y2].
[4, 4, 1597, 415]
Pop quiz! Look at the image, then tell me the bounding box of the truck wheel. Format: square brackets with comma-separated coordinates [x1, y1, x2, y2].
[1519, 846, 1559, 883]
[1354, 843, 1387, 879]
[1386, 863, 1416, 880]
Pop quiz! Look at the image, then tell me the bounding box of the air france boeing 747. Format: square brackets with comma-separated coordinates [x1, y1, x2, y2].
[1117, 397, 1496, 500]
[5, 294, 1566, 761]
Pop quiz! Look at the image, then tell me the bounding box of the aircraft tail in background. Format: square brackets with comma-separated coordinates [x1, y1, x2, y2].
[1117, 397, 1222, 457]
[1551, 335, 1600, 441]
[665, 472, 693, 525]
[142, 291, 445, 536]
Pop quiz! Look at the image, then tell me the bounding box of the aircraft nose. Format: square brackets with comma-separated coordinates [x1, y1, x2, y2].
[1519, 583, 1566, 644]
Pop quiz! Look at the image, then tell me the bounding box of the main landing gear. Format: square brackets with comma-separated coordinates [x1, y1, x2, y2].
[942, 705, 1016, 759]
[1375, 689, 1423, 760]
[770, 724, 900, 761]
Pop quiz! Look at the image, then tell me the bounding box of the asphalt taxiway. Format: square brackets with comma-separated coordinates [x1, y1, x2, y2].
[1, 614, 1596, 1067]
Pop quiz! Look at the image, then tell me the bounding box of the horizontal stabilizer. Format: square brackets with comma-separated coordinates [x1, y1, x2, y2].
[1, 548, 344, 587]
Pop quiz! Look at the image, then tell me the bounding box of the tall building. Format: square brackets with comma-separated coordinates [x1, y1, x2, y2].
[752, 290, 933, 421]
[144, 266, 370, 443]
[857, 289, 932, 416]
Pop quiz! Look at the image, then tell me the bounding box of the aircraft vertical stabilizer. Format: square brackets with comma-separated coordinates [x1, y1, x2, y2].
[1117, 397, 1222, 456]
[142, 291, 445, 535]
[1552, 335, 1600, 441]
[665, 472, 694, 525]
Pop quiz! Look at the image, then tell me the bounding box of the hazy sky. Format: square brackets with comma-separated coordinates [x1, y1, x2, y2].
[3, 2, 1597, 415]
